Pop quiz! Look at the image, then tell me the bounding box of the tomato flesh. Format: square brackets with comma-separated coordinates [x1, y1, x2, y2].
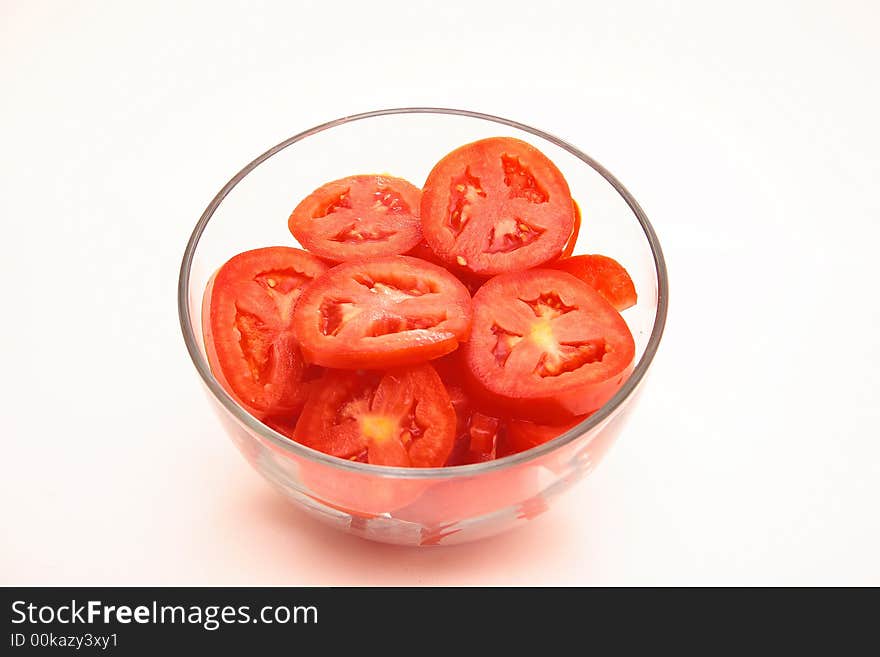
[202, 247, 327, 415]
[293, 365, 455, 468]
[551, 254, 637, 311]
[420, 137, 575, 276]
[293, 255, 472, 369]
[289, 174, 423, 262]
[464, 268, 635, 420]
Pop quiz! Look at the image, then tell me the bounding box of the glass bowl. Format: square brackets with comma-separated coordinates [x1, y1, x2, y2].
[178, 108, 668, 546]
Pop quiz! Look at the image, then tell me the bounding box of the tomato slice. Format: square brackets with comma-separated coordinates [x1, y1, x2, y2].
[464, 268, 635, 420]
[551, 254, 637, 311]
[293, 365, 456, 468]
[420, 137, 575, 276]
[292, 255, 472, 369]
[498, 416, 587, 457]
[559, 198, 582, 259]
[202, 247, 328, 415]
[288, 174, 423, 262]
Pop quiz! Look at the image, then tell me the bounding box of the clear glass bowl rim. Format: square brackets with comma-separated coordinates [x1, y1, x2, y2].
[177, 107, 669, 480]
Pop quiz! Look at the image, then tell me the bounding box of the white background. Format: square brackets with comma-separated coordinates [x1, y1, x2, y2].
[2, 0, 878, 585]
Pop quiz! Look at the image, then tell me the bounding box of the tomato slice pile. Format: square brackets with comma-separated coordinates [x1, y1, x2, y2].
[202, 136, 640, 470]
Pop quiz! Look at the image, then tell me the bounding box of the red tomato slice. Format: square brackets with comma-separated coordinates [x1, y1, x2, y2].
[464, 268, 635, 420]
[420, 137, 575, 276]
[292, 255, 472, 369]
[202, 247, 328, 415]
[551, 254, 637, 311]
[559, 198, 582, 259]
[288, 174, 423, 262]
[293, 365, 456, 468]
[498, 416, 587, 457]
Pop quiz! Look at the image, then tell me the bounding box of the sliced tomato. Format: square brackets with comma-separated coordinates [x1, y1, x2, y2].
[288, 174, 423, 262]
[466, 412, 501, 462]
[559, 198, 582, 259]
[464, 268, 635, 421]
[261, 365, 326, 434]
[202, 247, 328, 416]
[551, 254, 637, 311]
[498, 416, 587, 457]
[292, 255, 472, 369]
[293, 365, 456, 468]
[420, 137, 575, 276]
[405, 240, 442, 264]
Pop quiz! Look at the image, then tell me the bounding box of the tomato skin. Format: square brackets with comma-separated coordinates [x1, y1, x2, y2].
[420, 137, 575, 276]
[202, 247, 328, 416]
[551, 254, 637, 311]
[289, 174, 423, 262]
[292, 364, 456, 468]
[559, 198, 582, 259]
[498, 416, 588, 457]
[292, 255, 473, 369]
[464, 268, 636, 421]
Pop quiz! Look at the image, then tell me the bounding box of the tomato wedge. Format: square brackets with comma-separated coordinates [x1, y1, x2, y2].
[420, 137, 575, 276]
[293, 365, 456, 467]
[464, 269, 635, 420]
[288, 174, 422, 261]
[202, 247, 328, 415]
[551, 254, 637, 311]
[292, 255, 472, 369]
